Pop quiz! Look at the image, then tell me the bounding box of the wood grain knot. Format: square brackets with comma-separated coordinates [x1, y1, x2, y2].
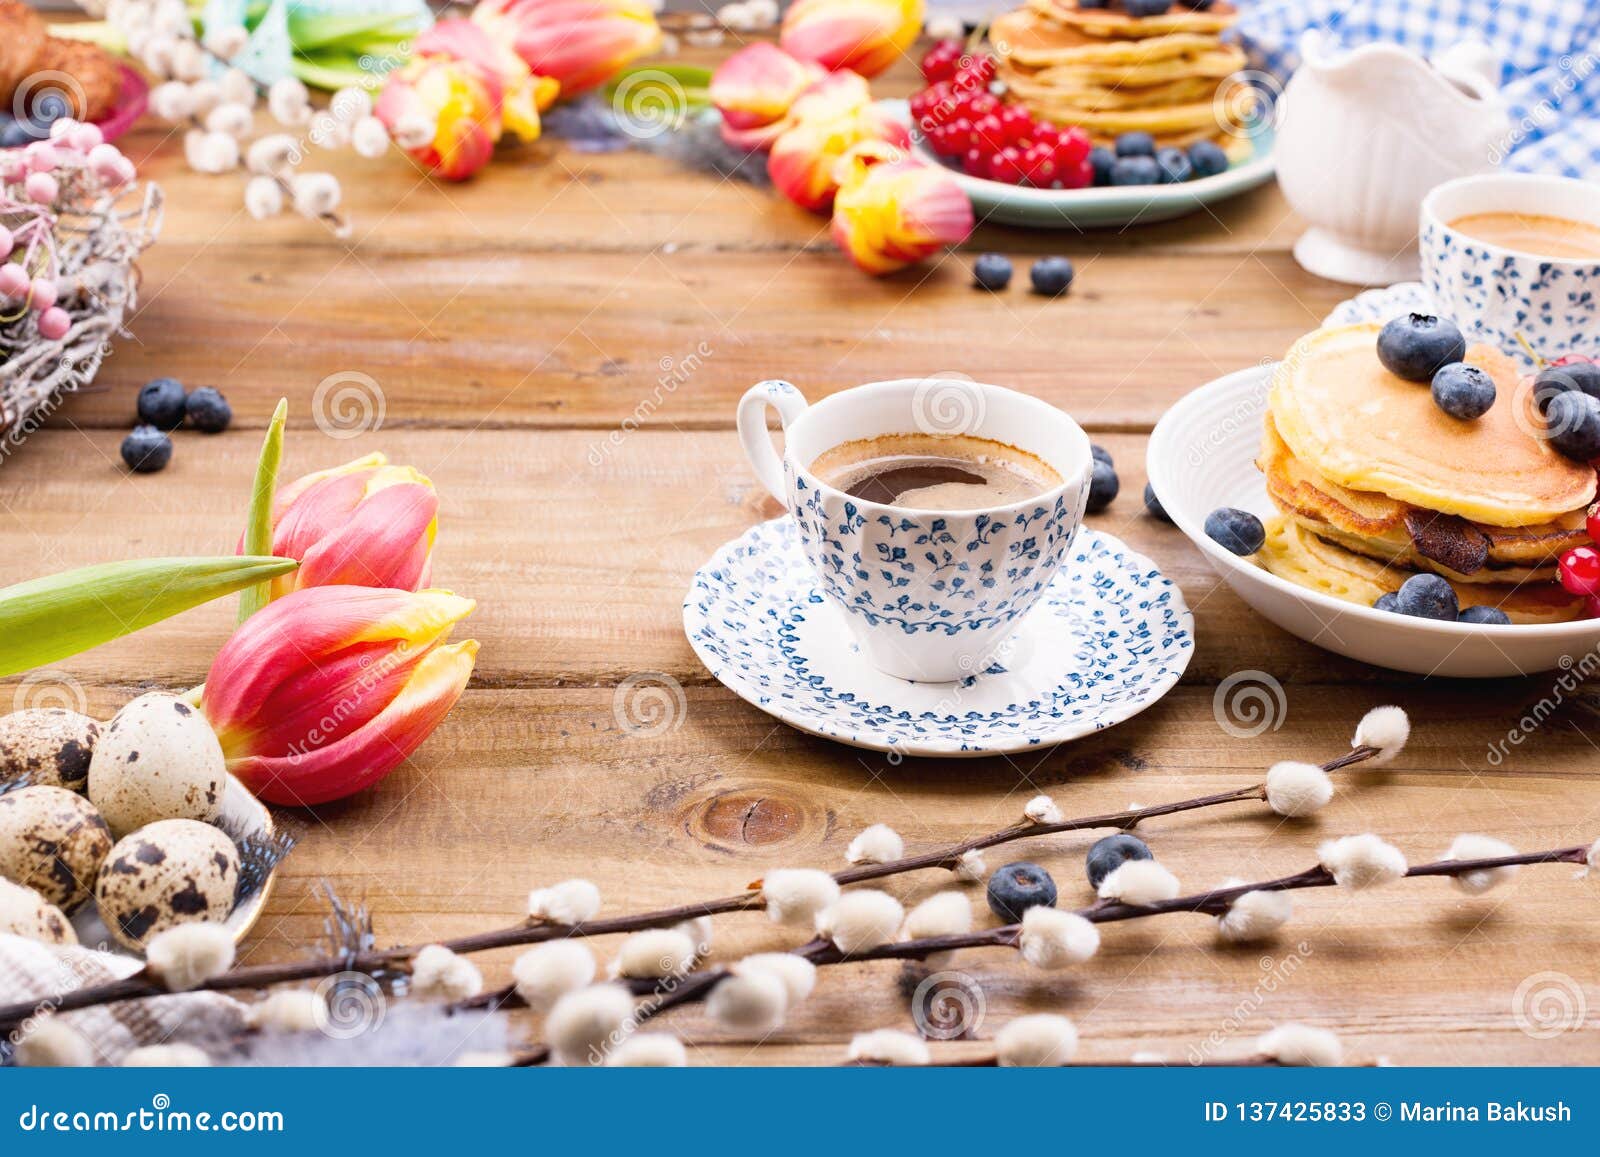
[689, 789, 812, 851]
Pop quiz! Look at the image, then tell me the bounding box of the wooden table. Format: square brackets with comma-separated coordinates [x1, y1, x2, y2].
[6, 48, 1598, 1066]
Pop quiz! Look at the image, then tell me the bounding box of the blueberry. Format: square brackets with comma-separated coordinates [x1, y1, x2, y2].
[1109, 155, 1161, 186]
[1154, 146, 1192, 183]
[1143, 482, 1172, 523]
[972, 253, 1012, 291]
[1030, 256, 1074, 297]
[0, 120, 32, 148]
[1430, 362, 1495, 420]
[1458, 604, 1511, 625]
[1376, 313, 1467, 382]
[1077, 0, 1108, 7]
[1090, 444, 1113, 467]
[1532, 363, 1600, 413]
[1188, 138, 1228, 178]
[1373, 591, 1400, 613]
[986, 861, 1058, 923]
[1114, 131, 1156, 158]
[1086, 833, 1154, 890]
[1204, 507, 1265, 555]
[1086, 459, 1118, 513]
[120, 425, 173, 473]
[1088, 145, 1115, 186]
[1544, 389, 1600, 462]
[185, 386, 232, 434]
[1123, 0, 1172, 15]
[1393, 572, 1458, 621]
[136, 377, 188, 429]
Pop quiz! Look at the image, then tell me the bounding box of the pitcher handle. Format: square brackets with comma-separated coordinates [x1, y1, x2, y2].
[737, 380, 808, 501]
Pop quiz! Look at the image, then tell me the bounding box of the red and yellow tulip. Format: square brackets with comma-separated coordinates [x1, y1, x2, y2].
[711, 43, 823, 139]
[261, 453, 438, 601]
[830, 141, 974, 275]
[768, 85, 910, 213]
[376, 18, 557, 180]
[780, 0, 924, 79]
[200, 587, 478, 806]
[472, 0, 662, 96]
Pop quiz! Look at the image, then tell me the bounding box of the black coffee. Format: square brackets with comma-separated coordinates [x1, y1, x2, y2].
[811, 433, 1061, 511]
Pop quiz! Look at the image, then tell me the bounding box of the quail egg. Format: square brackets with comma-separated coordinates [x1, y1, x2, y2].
[88, 692, 225, 837]
[95, 818, 238, 951]
[0, 708, 99, 792]
[0, 784, 113, 912]
[0, 876, 77, 945]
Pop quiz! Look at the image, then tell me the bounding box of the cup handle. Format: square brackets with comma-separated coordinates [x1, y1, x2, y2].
[737, 380, 808, 501]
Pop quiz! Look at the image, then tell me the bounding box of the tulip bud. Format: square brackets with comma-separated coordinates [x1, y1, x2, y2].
[829, 142, 973, 275]
[472, 0, 663, 96]
[780, 0, 924, 79]
[261, 453, 439, 599]
[710, 43, 822, 135]
[200, 586, 478, 805]
[768, 90, 908, 213]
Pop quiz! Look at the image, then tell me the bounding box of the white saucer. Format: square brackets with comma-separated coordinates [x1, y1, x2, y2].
[683, 519, 1194, 757]
[1323, 281, 1441, 329]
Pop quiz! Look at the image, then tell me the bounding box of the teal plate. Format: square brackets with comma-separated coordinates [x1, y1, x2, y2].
[884, 99, 1276, 230]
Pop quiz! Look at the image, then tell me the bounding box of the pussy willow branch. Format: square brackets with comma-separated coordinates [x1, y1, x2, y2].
[463, 842, 1592, 1029]
[0, 745, 1384, 1030]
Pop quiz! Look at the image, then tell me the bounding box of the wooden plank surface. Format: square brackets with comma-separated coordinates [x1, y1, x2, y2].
[5, 39, 1598, 1067]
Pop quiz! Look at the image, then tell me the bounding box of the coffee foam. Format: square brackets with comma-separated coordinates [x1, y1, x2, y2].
[810, 432, 1062, 511]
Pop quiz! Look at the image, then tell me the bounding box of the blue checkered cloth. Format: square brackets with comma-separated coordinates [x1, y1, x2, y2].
[1234, 0, 1600, 177]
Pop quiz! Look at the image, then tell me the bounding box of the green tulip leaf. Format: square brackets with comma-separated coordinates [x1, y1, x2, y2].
[239, 398, 288, 624]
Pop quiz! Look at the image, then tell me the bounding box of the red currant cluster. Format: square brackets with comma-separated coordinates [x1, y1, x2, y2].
[911, 40, 1093, 189]
[1558, 504, 1600, 614]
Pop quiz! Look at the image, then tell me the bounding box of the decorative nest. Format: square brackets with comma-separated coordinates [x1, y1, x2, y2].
[0, 180, 162, 446]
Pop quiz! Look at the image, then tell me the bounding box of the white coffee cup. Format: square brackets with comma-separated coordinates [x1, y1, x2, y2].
[1421, 173, 1600, 365]
[736, 377, 1093, 682]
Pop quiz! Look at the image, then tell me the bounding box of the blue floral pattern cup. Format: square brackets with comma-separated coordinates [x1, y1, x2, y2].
[1421, 173, 1600, 366]
[736, 377, 1094, 682]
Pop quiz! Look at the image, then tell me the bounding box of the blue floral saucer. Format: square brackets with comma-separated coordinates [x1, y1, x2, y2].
[683, 519, 1194, 757]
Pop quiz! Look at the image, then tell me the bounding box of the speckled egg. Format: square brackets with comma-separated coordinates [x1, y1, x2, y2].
[95, 818, 238, 951]
[0, 785, 113, 912]
[0, 709, 99, 792]
[88, 693, 225, 837]
[0, 876, 77, 945]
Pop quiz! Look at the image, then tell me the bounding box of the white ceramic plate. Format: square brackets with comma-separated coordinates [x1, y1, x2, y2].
[684, 519, 1193, 756]
[885, 100, 1277, 230]
[1146, 364, 1600, 677]
[70, 774, 279, 957]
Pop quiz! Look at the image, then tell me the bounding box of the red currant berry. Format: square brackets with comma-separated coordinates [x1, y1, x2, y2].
[920, 40, 962, 84]
[963, 147, 988, 176]
[1054, 126, 1092, 168]
[1559, 545, 1600, 596]
[1056, 156, 1093, 189]
[967, 93, 1000, 119]
[1587, 594, 1600, 619]
[999, 106, 1032, 145]
[1586, 501, 1600, 543]
[1030, 122, 1060, 149]
[986, 146, 1025, 184]
[948, 116, 975, 151]
[971, 114, 1005, 153]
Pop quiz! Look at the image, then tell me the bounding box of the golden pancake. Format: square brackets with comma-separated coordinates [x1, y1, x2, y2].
[1027, 0, 1238, 39]
[1258, 413, 1588, 575]
[1019, 45, 1247, 86]
[1269, 324, 1597, 527]
[992, 10, 1223, 67]
[1255, 516, 1585, 624]
[1000, 69, 1221, 112]
[1016, 91, 1222, 133]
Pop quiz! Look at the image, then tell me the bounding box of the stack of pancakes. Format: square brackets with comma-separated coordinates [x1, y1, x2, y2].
[991, 0, 1250, 152]
[1255, 324, 1598, 624]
